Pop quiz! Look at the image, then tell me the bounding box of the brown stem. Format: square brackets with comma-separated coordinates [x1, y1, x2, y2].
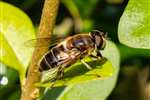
[21, 0, 59, 100]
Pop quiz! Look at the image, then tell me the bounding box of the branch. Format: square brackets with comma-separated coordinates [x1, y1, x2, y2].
[21, 0, 59, 100]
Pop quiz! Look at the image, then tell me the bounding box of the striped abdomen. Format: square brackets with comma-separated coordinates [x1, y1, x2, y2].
[39, 50, 58, 71]
[39, 44, 69, 71]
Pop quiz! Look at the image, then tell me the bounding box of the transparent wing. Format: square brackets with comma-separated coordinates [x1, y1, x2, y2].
[24, 36, 65, 48]
[24, 38, 51, 47]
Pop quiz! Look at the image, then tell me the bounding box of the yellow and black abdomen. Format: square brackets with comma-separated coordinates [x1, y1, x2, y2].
[39, 49, 58, 72]
[39, 44, 70, 72]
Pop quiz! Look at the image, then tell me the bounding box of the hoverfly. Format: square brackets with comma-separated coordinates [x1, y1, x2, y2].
[35, 30, 107, 83]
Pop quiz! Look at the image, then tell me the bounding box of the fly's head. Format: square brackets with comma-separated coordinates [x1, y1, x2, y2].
[90, 30, 107, 50]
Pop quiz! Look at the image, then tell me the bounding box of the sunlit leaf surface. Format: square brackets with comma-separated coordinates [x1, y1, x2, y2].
[0, 2, 35, 82]
[118, 0, 150, 49]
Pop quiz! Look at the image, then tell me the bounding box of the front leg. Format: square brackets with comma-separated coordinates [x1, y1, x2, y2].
[96, 50, 103, 58]
[90, 50, 103, 59]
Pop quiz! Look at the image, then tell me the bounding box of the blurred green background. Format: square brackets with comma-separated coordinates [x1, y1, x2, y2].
[0, 0, 150, 100]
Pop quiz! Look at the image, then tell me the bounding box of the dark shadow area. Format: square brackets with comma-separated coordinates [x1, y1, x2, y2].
[63, 57, 107, 78]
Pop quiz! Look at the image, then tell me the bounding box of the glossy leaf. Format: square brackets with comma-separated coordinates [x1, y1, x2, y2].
[118, 0, 150, 49]
[41, 40, 120, 100]
[0, 2, 35, 83]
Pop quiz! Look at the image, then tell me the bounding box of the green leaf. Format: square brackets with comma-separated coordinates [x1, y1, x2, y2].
[118, 0, 150, 49]
[41, 40, 120, 100]
[0, 2, 35, 83]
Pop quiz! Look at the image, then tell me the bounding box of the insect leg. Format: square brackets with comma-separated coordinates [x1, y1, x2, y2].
[96, 50, 103, 58]
[89, 55, 98, 59]
[81, 59, 101, 77]
[90, 50, 103, 60]
[81, 59, 92, 70]
[50, 66, 64, 88]
[57, 67, 64, 80]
